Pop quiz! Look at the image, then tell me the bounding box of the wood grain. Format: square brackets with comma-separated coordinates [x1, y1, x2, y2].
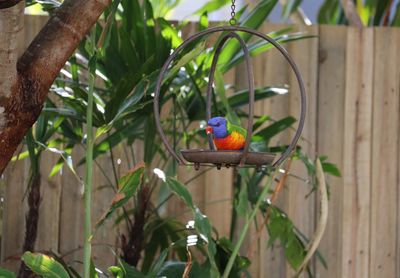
[315, 25, 347, 278]
[341, 27, 373, 278]
[286, 24, 319, 277]
[369, 27, 400, 278]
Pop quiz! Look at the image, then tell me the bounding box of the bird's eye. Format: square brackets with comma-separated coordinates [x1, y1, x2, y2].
[216, 123, 220, 126]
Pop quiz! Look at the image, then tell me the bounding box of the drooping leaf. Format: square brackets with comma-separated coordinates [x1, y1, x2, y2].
[267, 208, 306, 270]
[253, 116, 296, 143]
[217, 0, 279, 65]
[225, 86, 288, 108]
[163, 177, 219, 277]
[282, 0, 303, 21]
[21, 252, 70, 278]
[199, 12, 209, 31]
[317, 0, 340, 24]
[321, 162, 341, 177]
[147, 249, 168, 276]
[0, 267, 16, 278]
[194, 0, 230, 15]
[94, 162, 145, 230]
[165, 178, 194, 208]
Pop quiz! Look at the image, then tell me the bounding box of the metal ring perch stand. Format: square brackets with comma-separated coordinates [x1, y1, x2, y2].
[153, 26, 306, 170]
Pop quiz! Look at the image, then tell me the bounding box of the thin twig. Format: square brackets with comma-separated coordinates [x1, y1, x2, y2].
[382, 0, 394, 26]
[341, 0, 363, 27]
[182, 247, 193, 278]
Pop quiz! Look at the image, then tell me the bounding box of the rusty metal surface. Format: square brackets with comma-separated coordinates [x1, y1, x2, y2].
[153, 25, 306, 168]
[181, 149, 276, 167]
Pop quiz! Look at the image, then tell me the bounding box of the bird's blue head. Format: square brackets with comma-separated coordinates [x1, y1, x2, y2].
[207, 116, 228, 138]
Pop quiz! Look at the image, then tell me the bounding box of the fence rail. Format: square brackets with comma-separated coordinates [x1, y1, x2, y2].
[1, 15, 400, 278]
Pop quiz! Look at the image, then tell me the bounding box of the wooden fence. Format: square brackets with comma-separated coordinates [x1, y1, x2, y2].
[1, 15, 400, 278]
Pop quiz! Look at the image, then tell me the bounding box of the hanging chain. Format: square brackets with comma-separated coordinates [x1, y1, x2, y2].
[229, 0, 237, 26]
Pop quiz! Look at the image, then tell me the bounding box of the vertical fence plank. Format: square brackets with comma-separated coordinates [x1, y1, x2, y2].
[256, 23, 291, 278]
[91, 153, 119, 269]
[315, 25, 347, 278]
[1, 159, 28, 271]
[59, 148, 84, 271]
[341, 27, 373, 278]
[35, 152, 62, 251]
[370, 27, 400, 278]
[286, 24, 319, 277]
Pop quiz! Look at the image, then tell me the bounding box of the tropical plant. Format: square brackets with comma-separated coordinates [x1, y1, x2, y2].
[282, 0, 400, 26]
[5, 0, 341, 277]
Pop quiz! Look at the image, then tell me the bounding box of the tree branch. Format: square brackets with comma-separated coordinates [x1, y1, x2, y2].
[0, 0, 23, 9]
[0, 0, 111, 175]
[341, 0, 363, 27]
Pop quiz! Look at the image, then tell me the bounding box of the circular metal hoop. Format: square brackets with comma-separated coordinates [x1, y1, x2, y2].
[153, 26, 306, 167]
[205, 32, 254, 166]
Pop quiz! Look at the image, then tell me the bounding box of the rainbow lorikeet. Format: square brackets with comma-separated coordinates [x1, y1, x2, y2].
[206, 116, 247, 150]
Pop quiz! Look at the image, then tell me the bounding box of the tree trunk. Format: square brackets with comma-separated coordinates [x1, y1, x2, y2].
[0, 0, 111, 175]
[0, 1, 24, 141]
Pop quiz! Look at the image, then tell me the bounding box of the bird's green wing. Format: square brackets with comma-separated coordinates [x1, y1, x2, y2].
[227, 121, 247, 137]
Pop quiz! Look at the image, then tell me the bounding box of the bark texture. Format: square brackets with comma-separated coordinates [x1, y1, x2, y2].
[18, 173, 41, 278]
[0, 0, 111, 175]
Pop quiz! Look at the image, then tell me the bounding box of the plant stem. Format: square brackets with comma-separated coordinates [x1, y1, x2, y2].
[222, 171, 276, 278]
[83, 42, 96, 278]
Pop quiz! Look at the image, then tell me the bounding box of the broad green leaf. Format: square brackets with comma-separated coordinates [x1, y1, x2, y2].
[163, 177, 219, 276]
[321, 162, 341, 177]
[94, 162, 145, 230]
[267, 208, 306, 270]
[90, 259, 99, 278]
[0, 267, 16, 278]
[158, 18, 183, 48]
[285, 234, 306, 269]
[317, 0, 340, 24]
[217, 0, 279, 65]
[253, 115, 270, 132]
[166, 42, 205, 80]
[11, 150, 31, 161]
[194, 0, 230, 15]
[49, 157, 65, 178]
[225, 86, 288, 108]
[95, 124, 112, 139]
[253, 116, 296, 142]
[21, 252, 70, 278]
[222, 33, 315, 72]
[150, 0, 181, 18]
[282, 0, 303, 21]
[147, 249, 168, 276]
[199, 12, 209, 31]
[108, 266, 124, 278]
[166, 177, 194, 209]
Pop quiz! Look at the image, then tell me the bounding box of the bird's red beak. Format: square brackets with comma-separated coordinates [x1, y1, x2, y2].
[206, 126, 213, 134]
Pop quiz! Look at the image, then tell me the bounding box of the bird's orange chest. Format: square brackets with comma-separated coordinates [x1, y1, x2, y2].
[214, 131, 245, 150]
